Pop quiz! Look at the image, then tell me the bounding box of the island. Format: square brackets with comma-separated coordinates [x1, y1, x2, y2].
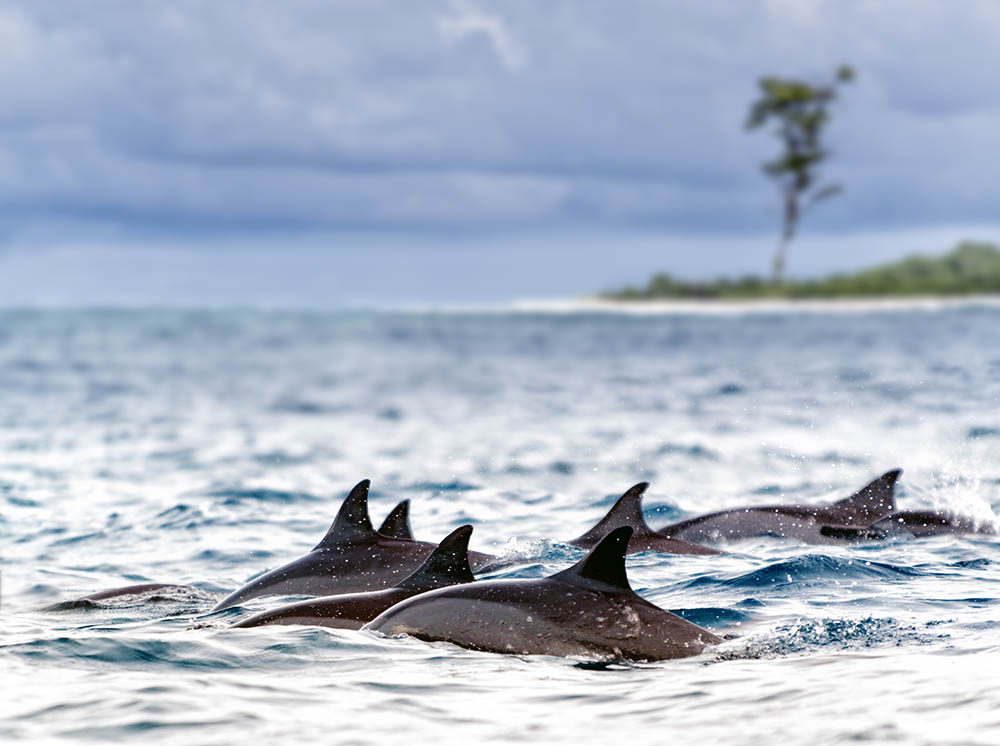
[605, 242, 1000, 300]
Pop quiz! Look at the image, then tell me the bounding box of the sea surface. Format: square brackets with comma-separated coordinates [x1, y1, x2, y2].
[2, 305, 1000, 745]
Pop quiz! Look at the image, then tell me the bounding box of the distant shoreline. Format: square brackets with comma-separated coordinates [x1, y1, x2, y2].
[512, 294, 1000, 315]
[604, 241, 1000, 301]
[4, 295, 1000, 316]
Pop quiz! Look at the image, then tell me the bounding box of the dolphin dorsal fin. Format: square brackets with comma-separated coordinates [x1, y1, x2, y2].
[554, 526, 633, 591]
[378, 500, 414, 540]
[568, 483, 651, 546]
[828, 469, 901, 525]
[395, 525, 476, 591]
[313, 479, 378, 549]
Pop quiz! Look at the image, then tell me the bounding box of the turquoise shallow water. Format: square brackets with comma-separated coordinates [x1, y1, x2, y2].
[2, 306, 1000, 745]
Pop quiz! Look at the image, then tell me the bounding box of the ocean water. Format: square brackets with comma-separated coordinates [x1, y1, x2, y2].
[2, 305, 1000, 745]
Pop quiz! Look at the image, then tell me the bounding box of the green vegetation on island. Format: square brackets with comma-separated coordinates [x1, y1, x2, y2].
[606, 242, 1000, 300]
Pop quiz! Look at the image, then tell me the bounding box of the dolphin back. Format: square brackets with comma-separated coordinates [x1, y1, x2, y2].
[366, 527, 721, 661]
[826, 469, 901, 525]
[554, 526, 634, 590]
[568, 483, 650, 548]
[568, 484, 719, 556]
[378, 500, 414, 540]
[212, 479, 434, 612]
[395, 525, 476, 592]
[314, 479, 380, 549]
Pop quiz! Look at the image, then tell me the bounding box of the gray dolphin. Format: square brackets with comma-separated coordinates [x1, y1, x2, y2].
[364, 526, 722, 662]
[43, 583, 212, 612]
[47, 499, 417, 613]
[78, 583, 192, 601]
[375, 495, 496, 568]
[231, 525, 476, 629]
[820, 509, 999, 540]
[211, 480, 493, 612]
[43, 583, 197, 611]
[568, 483, 720, 555]
[656, 469, 901, 545]
[378, 500, 414, 540]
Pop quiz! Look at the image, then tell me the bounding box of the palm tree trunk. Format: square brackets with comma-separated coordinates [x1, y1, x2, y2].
[772, 191, 798, 284]
[772, 236, 788, 285]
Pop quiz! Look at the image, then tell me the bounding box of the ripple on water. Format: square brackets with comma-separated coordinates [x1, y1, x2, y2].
[205, 489, 323, 505]
[683, 554, 926, 591]
[5, 496, 40, 507]
[656, 442, 720, 459]
[715, 616, 948, 660]
[405, 480, 482, 493]
[671, 607, 754, 628]
[153, 504, 210, 530]
[2, 628, 393, 672]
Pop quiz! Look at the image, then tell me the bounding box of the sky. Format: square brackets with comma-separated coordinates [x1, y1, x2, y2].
[1, 0, 999, 306]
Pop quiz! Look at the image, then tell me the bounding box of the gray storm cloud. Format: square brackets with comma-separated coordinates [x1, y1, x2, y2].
[0, 0, 998, 243]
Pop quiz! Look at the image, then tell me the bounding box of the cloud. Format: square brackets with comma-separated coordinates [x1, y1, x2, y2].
[437, 1, 527, 72]
[0, 0, 998, 248]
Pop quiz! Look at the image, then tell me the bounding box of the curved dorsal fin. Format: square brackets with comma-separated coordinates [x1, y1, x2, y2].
[553, 526, 633, 591]
[395, 525, 476, 591]
[377, 500, 414, 540]
[568, 483, 651, 547]
[313, 479, 378, 549]
[828, 469, 901, 525]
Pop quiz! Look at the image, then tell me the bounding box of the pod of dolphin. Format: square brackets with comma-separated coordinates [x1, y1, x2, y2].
[62, 469, 998, 662]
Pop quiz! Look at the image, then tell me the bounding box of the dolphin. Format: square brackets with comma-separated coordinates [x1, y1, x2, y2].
[365, 526, 722, 662]
[820, 509, 1000, 540]
[48, 499, 423, 613]
[377, 495, 496, 568]
[231, 525, 476, 629]
[44, 583, 203, 611]
[568, 483, 720, 555]
[377, 500, 414, 540]
[656, 469, 901, 545]
[211, 480, 494, 612]
[78, 583, 192, 601]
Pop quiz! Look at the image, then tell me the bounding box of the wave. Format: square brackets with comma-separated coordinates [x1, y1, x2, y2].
[204, 489, 323, 505]
[671, 606, 753, 628]
[683, 554, 924, 591]
[714, 616, 946, 660]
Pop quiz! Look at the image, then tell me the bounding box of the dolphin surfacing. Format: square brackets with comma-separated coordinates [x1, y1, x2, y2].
[45, 583, 200, 611]
[657, 469, 901, 545]
[212, 480, 494, 612]
[79, 583, 191, 601]
[375, 497, 495, 569]
[377, 500, 414, 540]
[231, 525, 477, 629]
[365, 527, 722, 662]
[821, 509, 1000, 540]
[569, 482, 720, 555]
